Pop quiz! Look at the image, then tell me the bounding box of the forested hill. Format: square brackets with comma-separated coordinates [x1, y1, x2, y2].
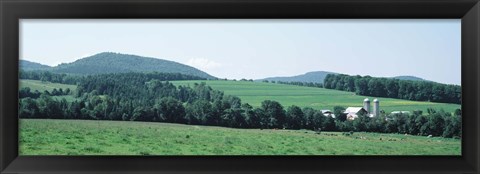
[323, 74, 461, 104]
[258, 71, 428, 84]
[52, 52, 216, 79]
[21, 52, 216, 79]
[20, 60, 52, 71]
[257, 71, 336, 83]
[392, 76, 428, 82]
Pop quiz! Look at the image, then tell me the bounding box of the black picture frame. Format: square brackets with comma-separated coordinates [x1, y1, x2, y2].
[1, 0, 479, 173]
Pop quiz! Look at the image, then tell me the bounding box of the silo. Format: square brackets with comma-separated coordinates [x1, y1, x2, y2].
[363, 98, 370, 113]
[373, 98, 380, 116]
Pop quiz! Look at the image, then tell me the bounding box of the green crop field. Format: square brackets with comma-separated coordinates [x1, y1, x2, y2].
[20, 79, 77, 92]
[20, 80, 78, 102]
[171, 80, 460, 114]
[19, 119, 461, 155]
[19, 79, 460, 114]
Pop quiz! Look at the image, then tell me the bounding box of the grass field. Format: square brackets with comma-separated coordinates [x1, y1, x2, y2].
[18, 79, 460, 114]
[19, 119, 461, 155]
[20, 80, 78, 102]
[171, 80, 460, 114]
[20, 79, 77, 92]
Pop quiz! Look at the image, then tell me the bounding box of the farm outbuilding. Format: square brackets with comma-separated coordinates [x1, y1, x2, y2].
[391, 111, 410, 115]
[341, 98, 380, 120]
[321, 110, 335, 118]
[343, 107, 368, 120]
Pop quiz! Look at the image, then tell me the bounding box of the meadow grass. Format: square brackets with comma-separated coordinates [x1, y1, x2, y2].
[20, 79, 77, 92]
[20, 80, 78, 102]
[19, 119, 461, 155]
[19, 79, 460, 114]
[171, 80, 460, 114]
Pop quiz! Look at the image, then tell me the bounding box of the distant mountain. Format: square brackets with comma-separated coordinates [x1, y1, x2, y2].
[20, 60, 51, 71]
[22, 52, 216, 79]
[257, 71, 337, 83]
[391, 76, 427, 82]
[258, 71, 430, 84]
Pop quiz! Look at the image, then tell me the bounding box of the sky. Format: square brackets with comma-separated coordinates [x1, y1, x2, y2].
[20, 19, 461, 85]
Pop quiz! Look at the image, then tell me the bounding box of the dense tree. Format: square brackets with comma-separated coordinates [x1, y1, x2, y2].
[275, 81, 323, 88]
[155, 97, 186, 123]
[185, 100, 212, 125]
[352, 113, 370, 132]
[428, 111, 447, 136]
[302, 107, 323, 130]
[322, 116, 336, 131]
[20, 70, 82, 85]
[354, 77, 369, 95]
[442, 114, 461, 138]
[242, 103, 260, 128]
[19, 97, 41, 118]
[19, 87, 41, 99]
[286, 105, 304, 129]
[18, 72, 461, 138]
[260, 100, 286, 128]
[333, 106, 346, 121]
[324, 74, 460, 104]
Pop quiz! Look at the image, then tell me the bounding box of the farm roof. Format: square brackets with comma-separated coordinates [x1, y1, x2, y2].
[344, 107, 366, 114]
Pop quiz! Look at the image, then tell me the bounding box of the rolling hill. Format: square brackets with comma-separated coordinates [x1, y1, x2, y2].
[20, 52, 216, 79]
[172, 80, 460, 114]
[392, 76, 428, 81]
[20, 60, 52, 71]
[19, 79, 79, 102]
[19, 79, 460, 114]
[257, 71, 336, 83]
[258, 71, 429, 84]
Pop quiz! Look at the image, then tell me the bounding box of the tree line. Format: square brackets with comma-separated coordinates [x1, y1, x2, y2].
[19, 70, 207, 85]
[323, 74, 461, 104]
[20, 70, 83, 85]
[273, 81, 324, 88]
[20, 87, 71, 98]
[19, 72, 461, 138]
[335, 109, 461, 138]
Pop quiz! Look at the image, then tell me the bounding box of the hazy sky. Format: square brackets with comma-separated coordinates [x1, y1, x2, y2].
[20, 19, 461, 85]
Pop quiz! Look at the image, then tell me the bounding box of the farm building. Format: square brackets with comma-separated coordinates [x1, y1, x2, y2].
[391, 111, 410, 115]
[342, 98, 380, 120]
[321, 110, 335, 118]
[386, 111, 411, 121]
[343, 107, 368, 120]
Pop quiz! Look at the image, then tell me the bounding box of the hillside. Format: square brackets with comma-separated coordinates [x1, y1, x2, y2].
[19, 119, 461, 155]
[19, 80, 78, 102]
[258, 71, 428, 84]
[20, 79, 77, 92]
[22, 52, 216, 79]
[257, 71, 336, 83]
[392, 76, 428, 81]
[20, 60, 51, 71]
[172, 80, 460, 114]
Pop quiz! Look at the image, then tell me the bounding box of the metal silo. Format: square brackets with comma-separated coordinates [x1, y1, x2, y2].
[373, 98, 380, 116]
[363, 98, 370, 113]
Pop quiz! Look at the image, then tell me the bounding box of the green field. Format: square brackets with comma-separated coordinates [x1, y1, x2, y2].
[20, 80, 78, 102]
[19, 119, 461, 155]
[19, 79, 460, 114]
[20, 79, 77, 92]
[172, 80, 460, 114]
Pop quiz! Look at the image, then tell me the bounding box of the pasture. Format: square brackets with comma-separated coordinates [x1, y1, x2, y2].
[20, 79, 77, 92]
[19, 119, 461, 155]
[19, 79, 460, 114]
[20, 79, 78, 102]
[171, 80, 461, 114]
